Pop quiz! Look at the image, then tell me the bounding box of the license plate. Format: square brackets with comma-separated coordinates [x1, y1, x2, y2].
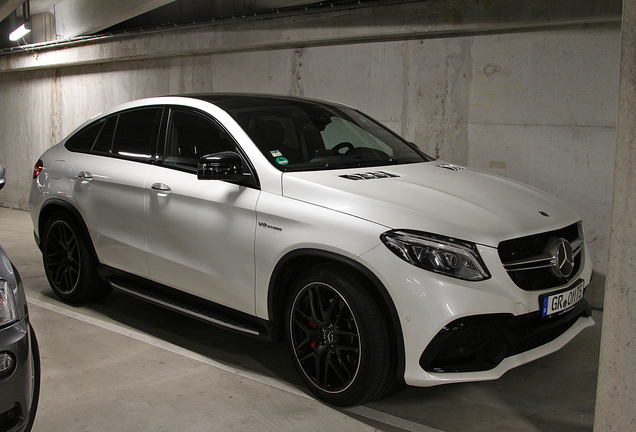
[541, 281, 585, 317]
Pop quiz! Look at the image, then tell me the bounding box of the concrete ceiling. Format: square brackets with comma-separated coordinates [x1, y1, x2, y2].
[1, 0, 64, 20]
[1, 0, 324, 40]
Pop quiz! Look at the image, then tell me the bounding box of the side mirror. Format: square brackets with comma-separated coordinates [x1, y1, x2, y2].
[0, 165, 5, 190]
[197, 152, 251, 183]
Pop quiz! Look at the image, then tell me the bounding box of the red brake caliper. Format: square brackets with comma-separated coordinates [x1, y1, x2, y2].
[309, 321, 317, 350]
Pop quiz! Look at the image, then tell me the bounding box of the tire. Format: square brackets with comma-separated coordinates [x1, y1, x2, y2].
[42, 212, 111, 303]
[23, 325, 40, 432]
[285, 263, 395, 406]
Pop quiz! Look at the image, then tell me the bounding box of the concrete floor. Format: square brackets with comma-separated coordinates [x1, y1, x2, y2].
[0, 207, 601, 432]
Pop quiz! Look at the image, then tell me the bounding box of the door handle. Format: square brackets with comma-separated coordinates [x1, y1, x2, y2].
[77, 171, 93, 182]
[151, 183, 172, 195]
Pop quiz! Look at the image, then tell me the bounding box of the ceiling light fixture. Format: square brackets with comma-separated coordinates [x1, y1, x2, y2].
[9, 0, 31, 42]
[9, 23, 31, 41]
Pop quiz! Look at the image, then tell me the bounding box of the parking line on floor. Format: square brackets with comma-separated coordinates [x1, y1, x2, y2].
[27, 295, 444, 432]
[344, 406, 445, 432]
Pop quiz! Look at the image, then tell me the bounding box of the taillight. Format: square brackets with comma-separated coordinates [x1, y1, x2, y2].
[33, 160, 43, 179]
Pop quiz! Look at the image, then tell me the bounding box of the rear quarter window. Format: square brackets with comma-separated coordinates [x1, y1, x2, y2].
[65, 121, 103, 152]
[91, 117, 116, 154]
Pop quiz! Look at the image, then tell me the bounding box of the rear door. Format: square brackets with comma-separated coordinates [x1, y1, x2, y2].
[144, 107, 259, 314]
[71, 107, 162, 278]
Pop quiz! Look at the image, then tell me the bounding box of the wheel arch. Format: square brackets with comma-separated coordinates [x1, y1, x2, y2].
[267, 248, 406, 384]
[37, 199, 96, 259]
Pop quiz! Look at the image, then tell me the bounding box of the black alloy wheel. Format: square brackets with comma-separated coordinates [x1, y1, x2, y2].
[290, 281, 361, 394]
[44, 218, 80, 295]
[286, 264, 395, 406]
[42, 212, 111, 303]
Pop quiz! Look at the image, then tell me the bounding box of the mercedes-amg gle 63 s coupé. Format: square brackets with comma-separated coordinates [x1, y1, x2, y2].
[30, 94, 593, 406]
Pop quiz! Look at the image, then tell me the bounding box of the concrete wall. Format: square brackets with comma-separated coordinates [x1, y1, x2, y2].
[0, 3, 621, 307]
[595, 0, 636, 428]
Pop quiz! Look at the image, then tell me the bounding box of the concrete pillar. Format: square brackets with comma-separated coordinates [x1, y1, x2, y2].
[594, 0, 636, 430]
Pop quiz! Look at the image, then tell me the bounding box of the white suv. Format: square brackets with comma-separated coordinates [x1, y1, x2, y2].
[29, 94, 594, 406]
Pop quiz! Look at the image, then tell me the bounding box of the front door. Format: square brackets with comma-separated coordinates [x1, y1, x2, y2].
[144, 108, 259, 314]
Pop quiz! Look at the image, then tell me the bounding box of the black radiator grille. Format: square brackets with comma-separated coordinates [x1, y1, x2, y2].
[498, 223, 582, 291]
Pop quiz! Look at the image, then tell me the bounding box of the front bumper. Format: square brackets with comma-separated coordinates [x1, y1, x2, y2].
[358, 237, 594, 387]
[420, 297, 593, 373]
[0, 318, 36, 432]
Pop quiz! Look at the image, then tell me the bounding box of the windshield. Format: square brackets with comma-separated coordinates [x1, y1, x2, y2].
[218, 98, 431, 171]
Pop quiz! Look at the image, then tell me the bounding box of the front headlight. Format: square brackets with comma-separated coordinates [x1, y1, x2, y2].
[381, 230, 490, 281]
[0, 280, 18, 327]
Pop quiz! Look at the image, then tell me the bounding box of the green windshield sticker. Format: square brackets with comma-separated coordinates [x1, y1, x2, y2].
[276, 157, 289, 166]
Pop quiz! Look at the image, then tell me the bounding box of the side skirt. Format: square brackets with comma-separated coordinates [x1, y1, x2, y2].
[99, 266, 279, 341]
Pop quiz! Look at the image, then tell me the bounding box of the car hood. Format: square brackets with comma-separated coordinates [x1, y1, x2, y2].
[281, 162, 581, 247]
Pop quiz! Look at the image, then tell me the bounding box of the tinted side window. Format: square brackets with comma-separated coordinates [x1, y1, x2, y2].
[164, 109, 236, 168]
[65, 121, 103, 152]
[91, 116, 117, 154]
[111, 108, 161, 159]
